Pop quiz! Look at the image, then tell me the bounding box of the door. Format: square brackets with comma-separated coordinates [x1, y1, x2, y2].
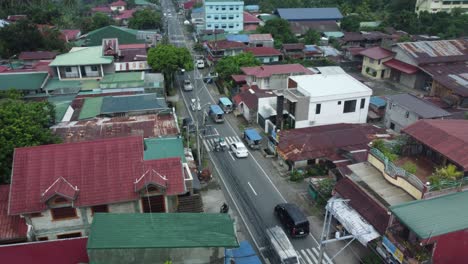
[141, 195, 166, 213]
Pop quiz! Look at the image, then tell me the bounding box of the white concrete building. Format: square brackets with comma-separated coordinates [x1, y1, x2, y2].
[204, 0, 244, 33]
[284, 68, 372, 128]
[415, 0, 468, 14]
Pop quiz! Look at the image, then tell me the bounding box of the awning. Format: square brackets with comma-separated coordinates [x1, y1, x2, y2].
[326, 197, 380, 246]
[383, 59, 419, 74]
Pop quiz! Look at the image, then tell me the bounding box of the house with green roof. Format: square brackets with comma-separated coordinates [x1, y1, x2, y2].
[0, 72, 49, 93]
[80, 25, 159, 46]
[49, 46, 114, 80]
[387, 191, 468, 264]
[87, 213, 239, 264]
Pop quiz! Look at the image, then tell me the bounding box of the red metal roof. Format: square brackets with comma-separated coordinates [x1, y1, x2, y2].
[249, 34, 273, 42]
[241, 64, 311, 78]
[277, 124, 384, 162]
[383, 59, 419, 74]
[334, 177, 390, 234]
[345, 47, 365, 56]
[114, 9, 135, 20]
[0, 185, 27, 243]
[243, 24, 259, 32]
[402, 119, 468, 171]
[0, 237, 88, 264]
[243, 12, 261, 24]
[119, 43, 147, 50]
[359, 46, 394, 60]
[9, 136, 185, 215]
[141, 158, 186, 195]
[207, 40, 246, 51]
[234, 85, 275, 110]
[282, 43, 305, 51]
[110, 0, 127, 6]
[231, 74, 247, 83]
[19, 51, 57, 61]
[60, 29, 81, 42]
[244, 47, 282, 57]
[91, 6, 112, 13]
[420, 62, 468, 97]
[183, 0, 195, 10]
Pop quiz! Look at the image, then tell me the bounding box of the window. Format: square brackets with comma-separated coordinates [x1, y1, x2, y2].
[210, 6, 213, 9]
[65, 67, 72, 72]
[91, 66, 98, 71]
[221, 15, 226, 20]
[214, 16, 218, 20]
[343, 100, 357, 113]
[236, 7, 239, 10]
[51, 207, 77, 220]
[207, 15, 211, 18]
[369, 58, 375, 64]
[57, 232, 81, 239]
[236, 15, 239, 18]
[215, 7, 219, 10]
[229, 7, 233, 10]
[207, 24, 212, 28]
[214, 25, 219, 29]
[221, 24, 227, 28]
[360, 98, 365, 109]
[405, 111, 410, 118]
[228, 15, 234, 19]
[228, 24, 234, 28]
[337, 101, 341, 105]
[221, 7, 226, 10]
[91, 204, 109, 215]
[30, 212, 43, 218]
[141, 195, 165, 213]
[37, 237, 48, 241]
[315, 104, 321, 114]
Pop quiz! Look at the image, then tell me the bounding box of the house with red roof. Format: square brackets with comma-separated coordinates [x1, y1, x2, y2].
[205, 40, 246, 63]
[240, 64, 312, 90]
[243, 47, 282, 64]
[359, 46, 396, 79]
[248, 34, 273, 48]
[60, 29, 81, 43]
[91, 6, 113, 15]
[232, 85, 276, 122]
[0, 185, 28, 245]
[18, 51, 57, 66]
[281, 43, 306, 59]
[114, 9, 136, 25]
[243, 12, 262, 32]
[110, 0, 127, 12]
[8, 136, 193, 241]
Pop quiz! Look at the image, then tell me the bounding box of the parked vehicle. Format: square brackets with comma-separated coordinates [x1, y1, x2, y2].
[208, 105, 224, 123]
[190, 98, 201, 111]
[243, 128, 262, 149]
[230, 141, 248, 158]
[218, 97, 233, 113]
[196, 59, 205, 69]
[274, 203, 310, 238]
[266, 226, 299, 264]
[183, 79, 193, 91]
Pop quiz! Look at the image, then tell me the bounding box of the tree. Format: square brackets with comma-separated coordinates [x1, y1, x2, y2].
[41, 28, 67, 52]
[82, 12, 114, 33]
[340, 15, 361, 32]
[0, 90, 60, 183]
[0, 19, 44, 58]
[302, 29, 321, 45]
[215, 53, 261, 82]
[257, 18, 297, 45]
[147, 44, 193, 93]
[128, 9, 162, 30]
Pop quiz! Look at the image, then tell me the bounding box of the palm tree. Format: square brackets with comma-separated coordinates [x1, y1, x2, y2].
[433, 164, 463, 181]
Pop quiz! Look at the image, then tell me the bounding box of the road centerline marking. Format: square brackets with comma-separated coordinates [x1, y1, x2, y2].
[247, 182, 258, 196]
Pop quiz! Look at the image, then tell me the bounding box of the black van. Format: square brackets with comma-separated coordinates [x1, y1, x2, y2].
[274, 203, 310, 238]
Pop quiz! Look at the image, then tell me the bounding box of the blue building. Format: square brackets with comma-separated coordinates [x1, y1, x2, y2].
[204, 0, 244, 33]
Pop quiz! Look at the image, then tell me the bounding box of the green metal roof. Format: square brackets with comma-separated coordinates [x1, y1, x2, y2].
[79, 97, 103, 120]
[144, 137, 186, 162]
[100, 72, 145, 89]
[100, 93, 167, 114]
[390, 191, 468, 239]
[48, 95, 76, 123]
[0, 72, 48, 91]
[44, 78, 82, 91]
[83, 26, 146, 46]
[49, 46, 114, 67]
[87, 213, 239, 249]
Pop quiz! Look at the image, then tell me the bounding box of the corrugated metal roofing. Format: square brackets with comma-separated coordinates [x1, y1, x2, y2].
[420, 62, 468, 97]
[144, 137, 186, 162]
[248, 34, 273, 42]
[0, 185, 27, 242]
[244, 47, 281, 56]
[87, 213, 239, 249]
[276, 8, 343, 21]
[19, 51, 57, 60]
[386, 93, 451, 118]
[226, 34, 249, 43]
[402, 120, 468, 171]
[79, 97, 103, 120]
[241, 64, 311, 78]
[83, 25, 147, 46]
[390, 190, 468, 239]
[370, 96, 386, 108]
[49, 46, 113, 66]
[359, 46, 394, 60]
[383, 59, 419, 74]
[397, 39, 468, 64]
[100, 94, 167, 114]
[0, 72, 48, 91]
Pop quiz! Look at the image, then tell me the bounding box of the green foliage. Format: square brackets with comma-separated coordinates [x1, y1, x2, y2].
[193, 43, 205, 53]
[302, 29, 321, 45]
[340, 15, 361, 32]
[128, 9, 162, 30]
[215, 53, 261, 81]
[372, 139, 398, 162]
[430, 164, 463, 182]
[257, 18, 297, 44]
[397, 34, 412, 43]
[81, 13, 114, 33]
[290, 170, 304, 182]
[0, 90, 60, 183]
[402, 161, 417, 175]
[316, 178, 335, 198]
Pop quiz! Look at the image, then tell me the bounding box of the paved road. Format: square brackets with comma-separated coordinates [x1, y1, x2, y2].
[161, 1, 338, 263]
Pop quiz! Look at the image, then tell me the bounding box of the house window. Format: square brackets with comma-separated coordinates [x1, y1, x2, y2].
[228, 24, 234, 28]
[221, 24, 227, 28]
[236, 7, 239, 10]
[221, 15, 226, 20]
[360, 98, 365, 109]
[236, 15, 239, 18]
[207, 15, 211, 18]
[215, 7, 219, 10]
[91, 204, 109, 215]
[214, 25, 219, 29]
[229, 7, 233, 10]
[207, 24, 212, 28]
[343, 100, 357, 113]
[316, 104, 321, 114]
[210, 6, 213, 9]
[337, 101, 341, 105]
[37, 237, 48, 241]
[51, 207, 77, 220]
[221, 7, 226, 10]
[57, 232, 82, 239]
[228, 15, 234, 19]
[141, 195, 165, 213]
[91, 66, 98, 71]
[405, 111, 410, 118]
[65, 67, 72, 72]
[214, 16, 219, 20]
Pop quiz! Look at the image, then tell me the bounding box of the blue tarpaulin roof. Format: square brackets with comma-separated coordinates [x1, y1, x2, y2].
[210, 104, 224, 115]
[226, 34, 249, 43]
[192, 7, 203, 13]
[305, 45, 320, 52]
[225, 241, 262, 264]
[244, 129, 262, 141]
[219, 97, 233, 106]
[370, 96, 387, 108]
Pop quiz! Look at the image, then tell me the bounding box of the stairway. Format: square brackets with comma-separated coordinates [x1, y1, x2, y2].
[177, 194, 204, 213]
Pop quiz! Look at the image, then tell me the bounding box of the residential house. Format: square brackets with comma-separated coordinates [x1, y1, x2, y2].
[248, 33, 274, 48]
[0, 72, 49, 94]
[87, 213, 239, 264]
[341, 31, 392, 49]
[243, 47, 281, 64]
[18, 51, 57, 66]
[102, 38, 150, 72]
[110, 0, 127, 12]
[303, 45, 324, 60]
[241, 64, 312, 90]
[79, 26, 158, 46]
[384, 93, 451, 132]
[281, 43, 306, 59]
[204, 0, 244, 33]
[6, 15, 27, 22]
[289, 20, 340, 37]
[0, 237, 89, 263]
[415, 0, 468, 13]
[243, 11, 261, 32]
[275, 8, 343, 22]
[114, 9, 136, 26]
[388, 191, 468, 264]
[91, 6, 113, 15]
[205, 40, 246, 63]
[343, 46, 365, 61]
[359, 46, 394, 79]
[275, 123, 384, 170]
[49, 46, 114, 80]
[8, 136, 193, 240]
[0, 185, 28, 244]
[282, 68, 372, 128]
[232, 86, 276, 123]
[60, 29, 81, 43]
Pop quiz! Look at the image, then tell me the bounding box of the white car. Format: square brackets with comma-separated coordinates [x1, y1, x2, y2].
[190, 98, 201, 111]
[230, 142, 248, 158]
[183, 79, 193, 91]
[196, 59, 205, 69]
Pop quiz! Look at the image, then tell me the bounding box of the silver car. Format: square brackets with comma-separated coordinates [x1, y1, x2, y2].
[183, 79, 193, 91]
